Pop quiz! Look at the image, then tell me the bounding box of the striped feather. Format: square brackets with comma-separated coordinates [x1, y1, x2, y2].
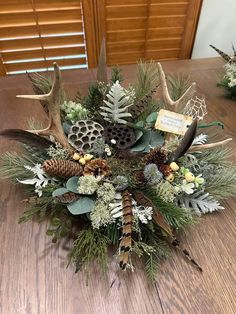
[210, 44, 232, 63]
[0, 129, 54, 149]
[119, 190, 133, 270]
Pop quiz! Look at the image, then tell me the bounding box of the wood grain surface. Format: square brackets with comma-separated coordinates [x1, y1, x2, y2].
[0, 58, 235, 314]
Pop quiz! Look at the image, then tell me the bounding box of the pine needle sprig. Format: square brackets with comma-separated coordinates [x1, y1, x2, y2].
[195, 147, 236, 167]
[205, 167, 236, 199]
[167, 73, 194, 102]
[0, 151, 39, 181]
[135, 60, 159, 99]
[143, 189, 195, 229]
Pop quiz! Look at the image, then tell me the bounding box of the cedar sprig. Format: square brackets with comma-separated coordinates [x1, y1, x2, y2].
[69, 228, 111, 276]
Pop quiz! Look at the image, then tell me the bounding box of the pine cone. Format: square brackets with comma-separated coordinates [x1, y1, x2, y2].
[144, 147, 168, 166]
[158, 164, 172, 177]
[134, 171, 147, 186]
[43, 159, 83, 178]
[54, 192, 80, 204]
[83, 159, 111, 177]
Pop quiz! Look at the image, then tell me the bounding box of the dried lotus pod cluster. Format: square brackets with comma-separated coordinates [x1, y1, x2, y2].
[104, 124, 136, 149]
[68, 120, 104, 151]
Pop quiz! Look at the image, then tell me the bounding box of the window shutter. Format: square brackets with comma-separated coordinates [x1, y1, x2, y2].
[0, 0, 87, 75]
[100, 0, 202, 65]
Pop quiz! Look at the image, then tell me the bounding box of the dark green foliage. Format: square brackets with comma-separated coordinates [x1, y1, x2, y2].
[19, 196, 53, 223]
[46, 216, 73, 243]
[218, 77, 236, 99]
[141, 224, 171, 283]
[83, 82, 104, 120]
[105, 221, 120, 245]
[70, 228, 110, 275]
[111, 67, 123, 83]
[142, 189, 195, 230]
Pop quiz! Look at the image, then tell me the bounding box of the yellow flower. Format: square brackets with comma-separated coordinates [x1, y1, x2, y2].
[73, 153, 82, 161]
[185, 172, 195, 182]
[84, 154, 94, 161]
[170, 162, 179, 172]
[79, 158, 86, 165]
[166, 173, 174, 182]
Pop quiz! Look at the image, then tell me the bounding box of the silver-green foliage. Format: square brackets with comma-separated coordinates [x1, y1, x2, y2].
[100, 81, 133, 124]
[177, 191, 224, 215]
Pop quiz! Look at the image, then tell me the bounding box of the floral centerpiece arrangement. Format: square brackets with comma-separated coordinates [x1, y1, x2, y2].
[1, 54, 235, 283]
[210, 44, 236, 99]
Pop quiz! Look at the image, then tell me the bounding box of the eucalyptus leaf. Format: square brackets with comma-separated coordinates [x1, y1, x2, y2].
[134, 129, 143, 143]
[131, 130, 151, 152]
[149, 131, 164, 148]
[66, 176, 79, 193]
[146, 112, 158, 124]
[136, 120, 144, 128]
[63, 122, 72, 134]
[52, 187, 69, 197]
[67, 197, 95, 215]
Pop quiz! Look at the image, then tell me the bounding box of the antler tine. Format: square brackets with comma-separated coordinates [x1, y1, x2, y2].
[16, 63, 72, 151]
[189, 138, 232, 152]
[157, 62, 196, 112]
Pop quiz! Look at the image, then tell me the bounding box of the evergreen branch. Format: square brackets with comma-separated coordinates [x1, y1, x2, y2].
[142, 189, 195, 229]
[70, 228, 110, 275]
[167, 73, 193, 101]
[135, 61, 159, 99]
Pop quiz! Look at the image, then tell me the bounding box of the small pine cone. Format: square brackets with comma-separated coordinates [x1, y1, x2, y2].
[159, 164, 172, 177]
[144, 147, 168, 166]
[83, 159, 112, 177]
[134, 171, 147, 186]
[43, 159, 83, 178]
[54, 192, 80, 204]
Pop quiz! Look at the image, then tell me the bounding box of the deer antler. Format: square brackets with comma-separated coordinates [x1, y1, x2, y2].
[17, 63, 72, 151]
[189, 138, 232, 152]
[157, 62, 196, 112]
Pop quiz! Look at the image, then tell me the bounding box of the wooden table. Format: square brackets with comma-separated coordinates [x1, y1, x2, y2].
[0, 58, 235, 314]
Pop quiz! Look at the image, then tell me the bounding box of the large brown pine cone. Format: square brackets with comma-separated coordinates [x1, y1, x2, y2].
[144, 147, 168, 166]
[83, 159, 112, 177]
[43, 159, 83, 178]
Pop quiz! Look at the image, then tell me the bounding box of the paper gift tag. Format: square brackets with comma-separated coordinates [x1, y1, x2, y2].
[155, 109, 193, 136]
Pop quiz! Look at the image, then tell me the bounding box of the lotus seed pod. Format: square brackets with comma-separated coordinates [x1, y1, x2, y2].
[68, 120, 104, 152]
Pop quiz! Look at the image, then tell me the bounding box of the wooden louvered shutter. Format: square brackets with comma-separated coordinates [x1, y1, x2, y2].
[0, 0, 87, 75]
[82, 0, 202, 66]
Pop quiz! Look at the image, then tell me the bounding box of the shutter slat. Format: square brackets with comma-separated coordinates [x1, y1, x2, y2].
[5, 57, 87, 72]
[0, 9, 82, 27]
[2, 46, 86, 62]
[106, 3, 188, 18]
[0, 35, 84, 51]
[108, 49, 180, 65]
[0, 22, 83, 39]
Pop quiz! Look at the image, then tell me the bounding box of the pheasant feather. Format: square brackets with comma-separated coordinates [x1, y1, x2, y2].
[0, 129, 54, 149]
[119, 190, 133, 270]
[170, 119, 198, 162]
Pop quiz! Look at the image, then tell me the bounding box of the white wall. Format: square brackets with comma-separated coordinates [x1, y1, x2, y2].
[192, 0, 236, 59]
